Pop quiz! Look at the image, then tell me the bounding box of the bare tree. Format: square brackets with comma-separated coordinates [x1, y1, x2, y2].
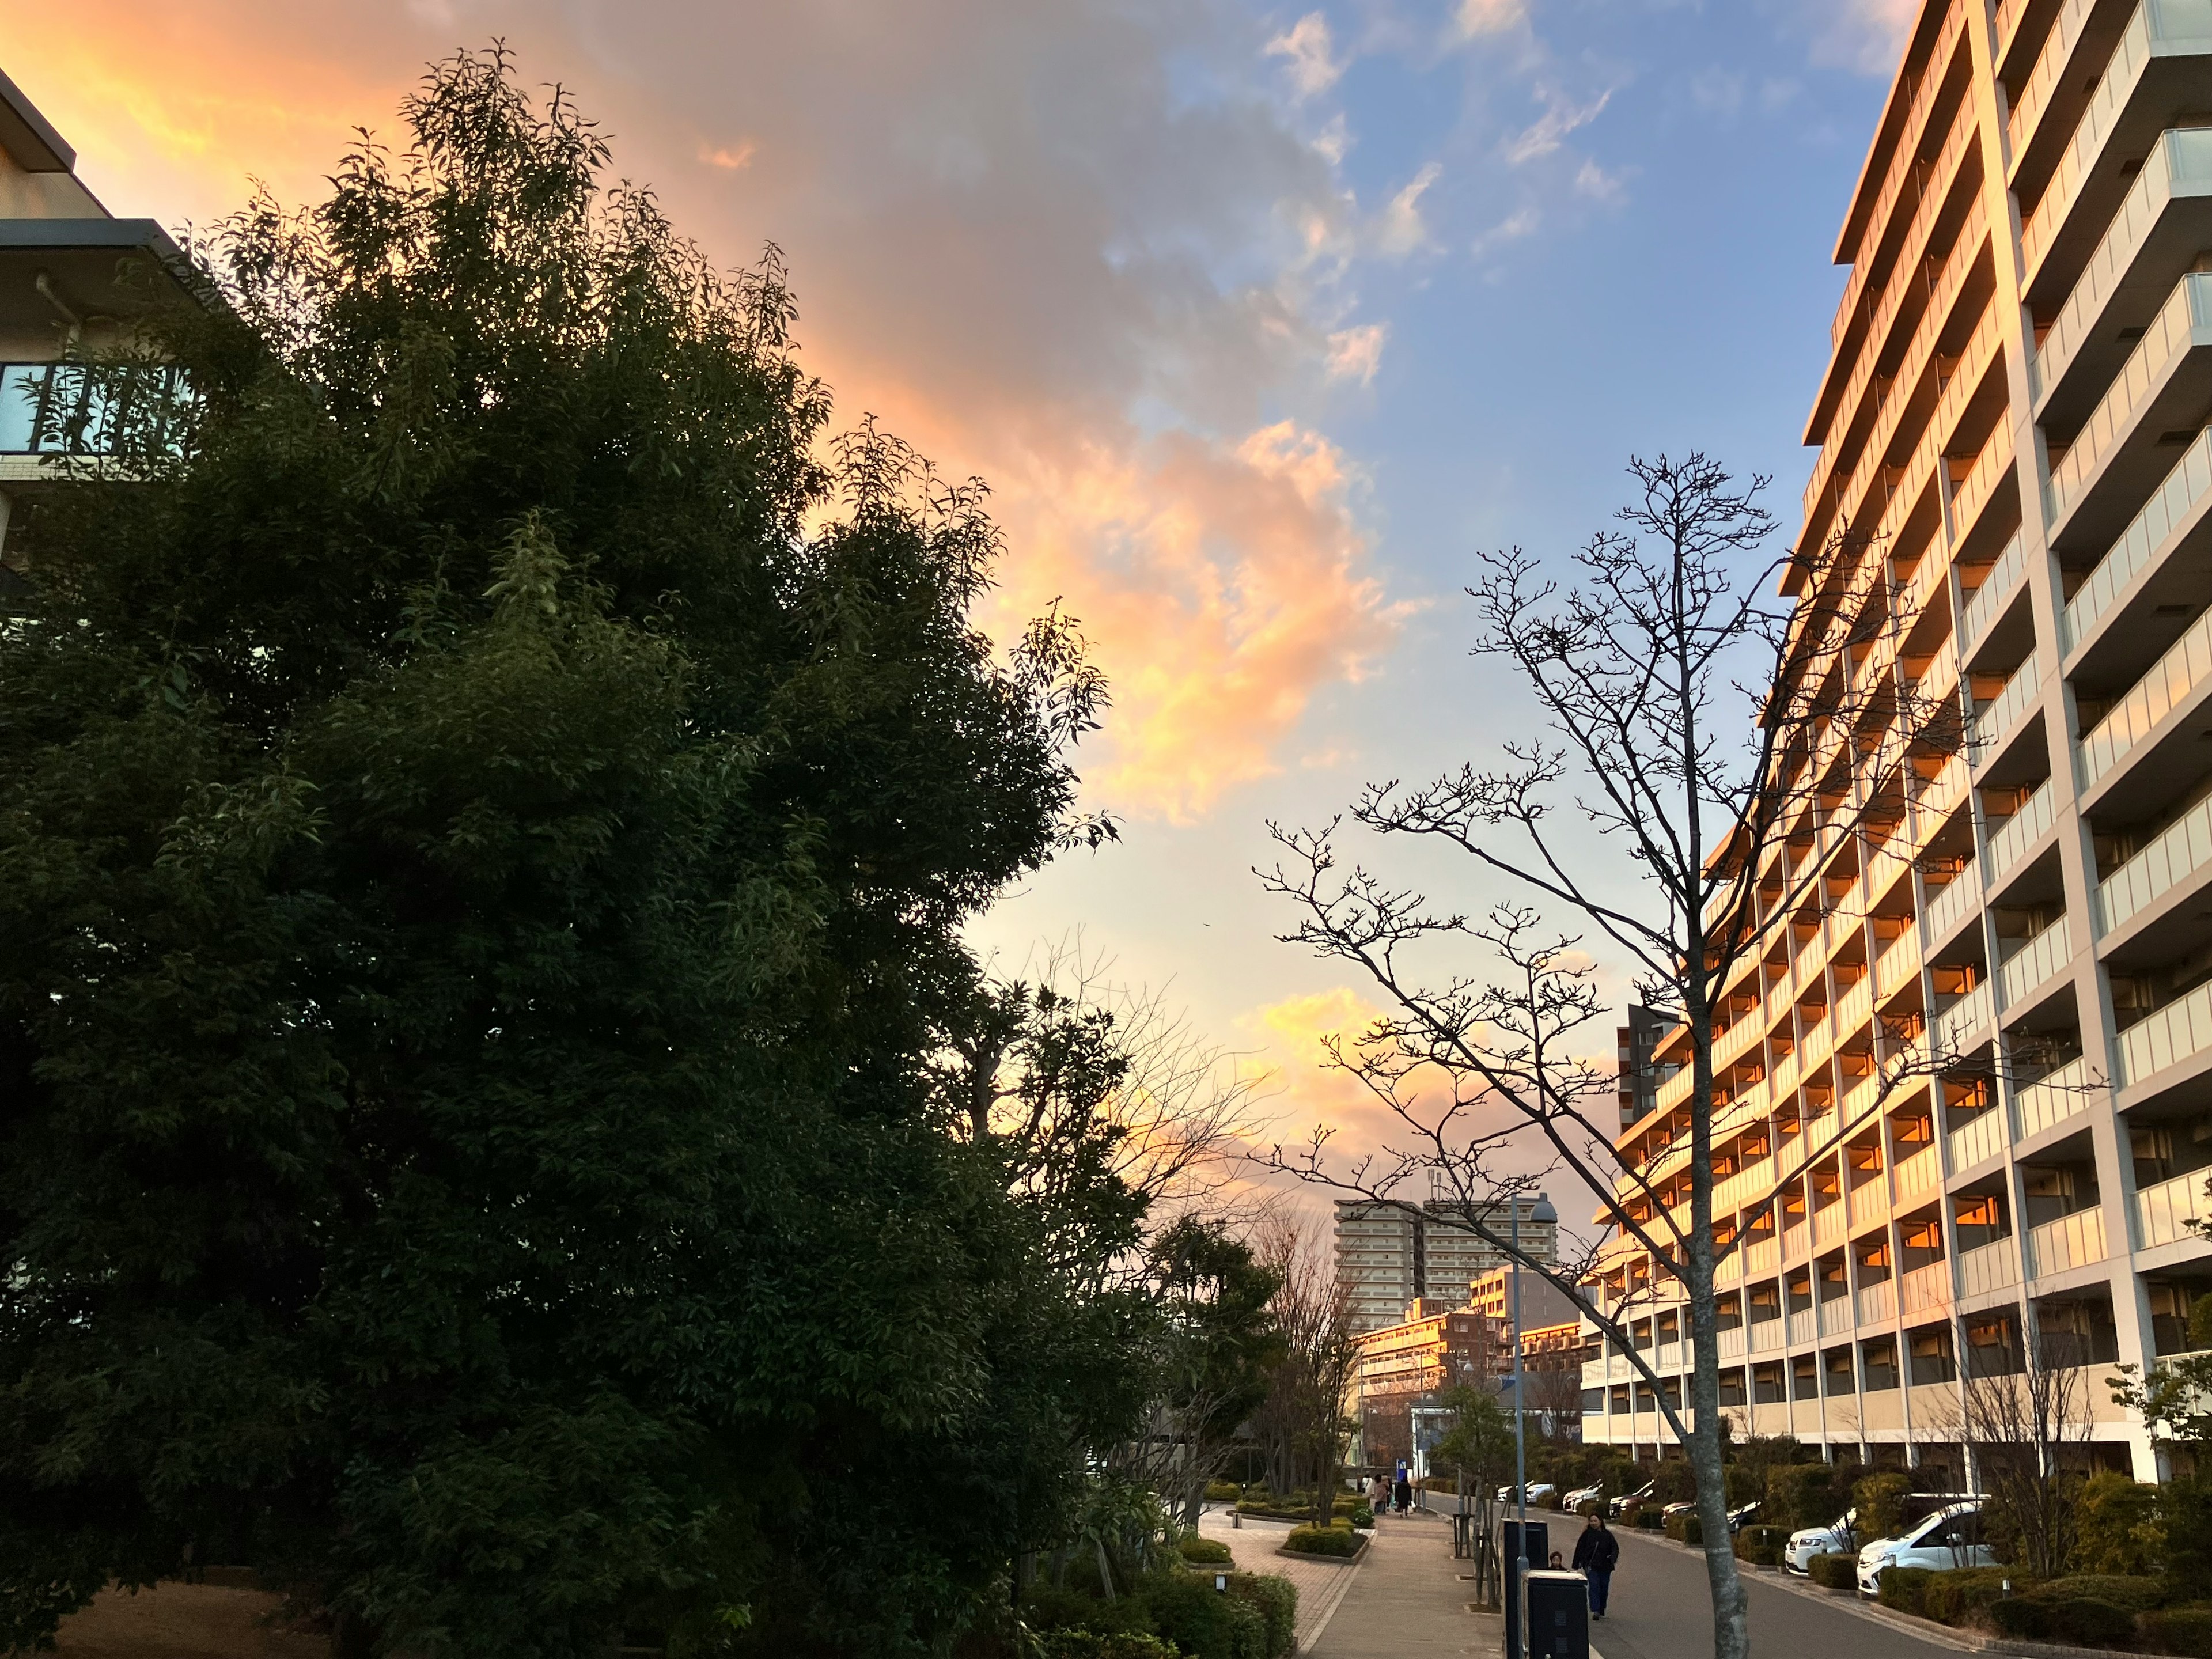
[1940, 1331, 2090, 1578]
[1257, 454, 1967, 1659]
[1251, 1218, 1362, 1528]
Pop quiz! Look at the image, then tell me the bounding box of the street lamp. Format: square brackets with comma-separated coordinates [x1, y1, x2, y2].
[1512, 1192, 1559, 1652]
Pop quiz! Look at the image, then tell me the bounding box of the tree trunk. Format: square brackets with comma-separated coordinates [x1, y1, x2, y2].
[1687, 1021, 1750, 1659]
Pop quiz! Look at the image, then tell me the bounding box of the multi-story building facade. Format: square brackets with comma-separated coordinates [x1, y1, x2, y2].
[1580, 0, 2212, 1481]
[0, 64, 185, 562]
[1337, 1197, 1560, 1335]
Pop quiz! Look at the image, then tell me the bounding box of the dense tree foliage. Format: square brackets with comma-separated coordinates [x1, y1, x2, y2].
[0, 50, 1145, 1658]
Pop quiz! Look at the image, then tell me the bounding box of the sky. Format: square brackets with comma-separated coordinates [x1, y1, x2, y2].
[6, 0, 1918, 1222]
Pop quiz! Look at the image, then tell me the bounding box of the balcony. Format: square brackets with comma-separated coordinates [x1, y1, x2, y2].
[0, 361, 180, 457]
[1894, 1143, 1942, 1203]
[1923, 864, 1984, 949]
[2013, 1052, 2100, 1142]
[1787, 1307, 1819, 1347]
[1813, 1203, 1846, 1249]
[1718, 1326, 1748, 1361]
[2045, 274, 2212, 554]
[1997, 916, 2072, 1009]
[1946, 1102, 2010, 1170]
[1856, 1279, 1897, 1328]
[2113, 972, 2212, 1092]
[1971, 650, 2047, 762]
[2062, 426, 2212, 656]
[1934, 979, 1995, 1054]
[1876, 927, 1923, 1000]
[1835, 974, 1873, 1039]
[2025, 1206, 2108, 1277]
[2020, 0, 2212, 298]
[1956, 1237, 2022, 1298]
[2077, 594, 2212, 791]
[2133, 1165, 2212, 1248]
[1985, 778, 2058, 888]
[2006, 0, 2111, 168]
[2098, 788, 2212, 937]
[1900, 1258, 1951, 1314]
[1959, 529, 2031, 652]
[2037, 130, 2212, 423]
[1949, 429, 2018, 550]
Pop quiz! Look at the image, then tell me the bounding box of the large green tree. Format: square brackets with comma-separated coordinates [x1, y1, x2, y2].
[0, 48, 1142, 1659]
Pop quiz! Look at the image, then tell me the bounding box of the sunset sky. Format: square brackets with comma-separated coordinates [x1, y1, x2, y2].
[8, 0, 1916, 1205]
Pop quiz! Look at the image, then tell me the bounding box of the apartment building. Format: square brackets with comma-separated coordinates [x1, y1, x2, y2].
[1336, 1198, 1560, 1335]
[1580, 0, 2212, 1480]
[0, 65, 187, 560]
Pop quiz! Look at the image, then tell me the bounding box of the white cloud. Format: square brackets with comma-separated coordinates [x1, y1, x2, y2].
[1375, 160, 1442, 257]
[1267, 12, 1344, 98]
[1805, 0, 1916, 74]
[1325, 321, 1388, 384]
[1506, 87, 1611, 164]
[1573, 158, 1624, 204]
[1453, 0, 1528, 38]
[1312, 111, 1350, 165]
[1469, 206, 1539, 262]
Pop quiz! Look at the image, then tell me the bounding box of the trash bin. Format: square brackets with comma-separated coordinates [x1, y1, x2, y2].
[1524, 1570, 1589, 1659]
[1500, 1520, 1548, 1659]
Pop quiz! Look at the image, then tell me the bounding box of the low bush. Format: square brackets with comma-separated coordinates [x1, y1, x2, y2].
[1664, 1512, 1704, 1547]
[2078, 1472, 2165, 1578]
[1178, 1535, 1234, 1565]
[1034, 1634, 1181, 1659]
[1143, 1571, 1270, 1659]
[2044, 1599, 2137, 1649]
[1635, 1508, 1665, 1531]
[1733, 1525, 1789, 1567]
[1807, 1553, 1858, 1591]
[2142, 1605, 2212, 1658]
[1876, 1565, 1934, 1615]
[1226, 1573, 1297, 1659]
[1918, 1566, 2012, 1626]
[1205, 1480, 1244, 1502]
[2035, 1575, 2170, 1614]
[1283, 1525, 1362, 1558]
[1347, 1505, 1374, 1532]
[1023, 1584, 1155, 1638]
[1987, 1598, 2044, 1639]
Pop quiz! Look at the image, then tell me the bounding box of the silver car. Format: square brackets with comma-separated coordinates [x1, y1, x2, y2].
[1857, 1501, 1995, 1597]
[1784, 1508, 1857, 1574]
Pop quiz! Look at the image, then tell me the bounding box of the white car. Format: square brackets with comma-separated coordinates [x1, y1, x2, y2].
[1496, 1482, 1558, 1503]
[1856, 1501, 1995, 1597]
[1562, 1485, 1604, 1512]
[1611, 1482, 1655, 1517]
[1785, 1509, 1858, 1574]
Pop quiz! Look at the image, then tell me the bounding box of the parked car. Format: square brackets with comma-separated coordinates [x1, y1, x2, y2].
[1785, 1508, 1858, 1574]
[1727, 1500, 1760, 1534]
[1610, 1481, 1656, 1517]
[1857, 1501, 1994, 1597]
[1562, 1485, 1604, 1512]
[1495, 1482, 1558, 1504]
[1661, 1499, 1696, 1521]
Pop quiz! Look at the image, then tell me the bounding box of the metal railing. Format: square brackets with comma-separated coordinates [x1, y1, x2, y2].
[2062, 423, 2212, 653]
[1998, 917, 2071, 1007]
[2046, 274, 2212, 536]
[1984, 778, 2056, 886]
[2078, 589, 2212, 790]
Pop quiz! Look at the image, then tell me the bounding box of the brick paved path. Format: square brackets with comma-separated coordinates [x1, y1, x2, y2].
[1195, 1504, 1492, 1656]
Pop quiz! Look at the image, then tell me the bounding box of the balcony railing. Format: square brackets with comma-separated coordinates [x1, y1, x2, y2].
[1787, 1308, 1819, 1347]
[2099, 789, 2212, 937]
[1923, 864, 1984, 948]
[2114, 972, 2212, 1089]
[1893, 1143, 1941, 1203]
[1900, 1259, 1951, 1314]
[1956, 1237, 2022, 1297]
[1745, 1236, 1779, 1275]
[1856, 1279, 1897, 1328]
[2133, 1165, 2212, 1248]
[2062, 425, 2212, 654]
[1751, 1317, 1783, 1353]
[1985, 778, 2057, 887]
[2080, 589, 2212, 792]
[2025, 1206, 2108, 1278]
[1718, 1326, 1747, 1361]
[1876, 927, 1923, 1000]
[0, 361, 185, 456]
[1949, 429, 2017, 546]
[2046, 274, 2212, 537]
[1934, 979, 1995, 1054]
[2007, 0, 2104, 162]
[2037, 130, 2212, 408]
[2013, 1052, 2100, 1142]
[1813, 1204, 1845, 1249]
[1959, 529, 2031, 650]
[1835, 975, 1873, 1040]
[1971, 651, 2047, 760]
[1997, 916, 2071, 1007]
[1946, 1103, 2009, 1170]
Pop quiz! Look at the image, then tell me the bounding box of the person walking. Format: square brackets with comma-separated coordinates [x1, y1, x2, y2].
[1392, 1470, 1413, 1515]
[1571, 1512, 1619, 1620]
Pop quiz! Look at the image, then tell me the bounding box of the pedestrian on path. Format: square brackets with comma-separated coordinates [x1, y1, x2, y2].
[1572, 1512, 1619, 1620]
[1393, 1471, 1412, 1515]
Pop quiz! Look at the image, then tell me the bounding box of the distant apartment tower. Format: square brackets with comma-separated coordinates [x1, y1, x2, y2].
[1617, 1006, 1666, 1128]
[1335, 1197, 1559, 1334]
[1581, 0, 2212, 1480]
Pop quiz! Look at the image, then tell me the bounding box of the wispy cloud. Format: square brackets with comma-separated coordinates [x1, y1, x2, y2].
[1267, 12, 1344, 97]
[697, 140, 755, 171]
[1453, 0, 1529, 39]
[1469, 205, 1539, 262]
[1374, 160, 1442, 257]
[1506, 87, 1612, 165]
[1325, 321, 1388, 385]
[1802, 0, 1916, 74]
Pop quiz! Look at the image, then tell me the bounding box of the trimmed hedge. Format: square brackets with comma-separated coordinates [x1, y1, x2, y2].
[1664, 1512, 1704, 1547]
[1917, 1567, 2011, 1626]
[1733, 1525, 1788, 1567]
[1179, 1535, 1234, 1565]
[1226, 1573, 1298, 1659]
[2143, 1607, 2212, 1658]
[1283, 1525, 1362, 1558]
[1206, 1480, 1244, 1502]
[1807, 1553, 1858, 1591]
[2035, 1575, 2171, 1614]
[1035, 1635, 1181, 1659]
[1145, 1573, 1270, 1659]
[1347, 1505, 1374, 1532]
[1634, 1508, 1665, 1531]
[1988, 1596, 2136, 1648]
[1876, 1566, 1934, 1615]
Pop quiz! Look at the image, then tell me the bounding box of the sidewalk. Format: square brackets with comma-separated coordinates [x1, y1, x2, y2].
[1305, 1509, 1491, 1658]
[1195, 1506, 1362, 1652]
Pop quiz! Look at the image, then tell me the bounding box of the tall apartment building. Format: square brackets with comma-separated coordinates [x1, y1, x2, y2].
[1336, 1197, 1559, 1335]
[1580, 0, 2212, 1480]
[0, 65, 186, 560]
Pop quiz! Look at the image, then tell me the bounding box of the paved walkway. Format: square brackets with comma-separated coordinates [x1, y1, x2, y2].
[1305, 1509, 1491, 1658]
[1195, 1505, 1363, 1652]
[1594, 1529, 1968, 1659]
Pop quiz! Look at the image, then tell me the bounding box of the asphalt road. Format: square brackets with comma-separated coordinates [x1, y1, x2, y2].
[1593, 1529, 1966, 1659]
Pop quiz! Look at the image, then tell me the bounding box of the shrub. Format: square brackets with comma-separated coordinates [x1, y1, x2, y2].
[1988, 1597, 2046, 1639]
[2143, 1606, 2212, 1658]
[2168, 1482, 2212, 1585]
[1664, 1512, 1704, 1547]
[1635, 1508, 1665, 1531]
[1206, 1480, 1244, 1502]
[2044, 1599, 2137, 1649]
[1854, 1473, 1911, 1543]
[1226, 1573, 1297, 1659]
[1877, 1566, 1934, 1615]
[1348, 1505, 1374, 1532]
[1919, 1566, 2012, 1626]
[1768, 1464, 1846, 1532]
[1807, 1553, 1858, 1590]
[1283, 1525, 1361, 1558]
[1035, 1636, 1182, 1659]
[1178, 1535, 1233, 1565]
[1024, 1584, 1155, 1638]
[1141, 1572, 1269, 1659]
[1733, 1525, 1789, 1567]
[2079, 1473, 2166, 1577]
[2035, 1575, 2170, 1615]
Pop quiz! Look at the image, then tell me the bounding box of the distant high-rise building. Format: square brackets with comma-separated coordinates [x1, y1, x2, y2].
[1334, 1196, 1559, 1334]
[1617, 1005, 1666, 1129]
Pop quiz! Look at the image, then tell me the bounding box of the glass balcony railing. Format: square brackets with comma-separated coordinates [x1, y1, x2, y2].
[1971, 650, 2047, 759]
[1900, 1258, 1951, 1313]
[2008, 0, 2105, 162]
[1997, 916, 2071, 1006]
[2025, 1206, 2107, 1277]
[2133, 1165, 2212, 1248]
[1984, 777, 2056, 886]
[2046, 273, 2212, 536]
[2061, 425, 2212, 653]
[1922, 863, 1984, 946]
[2036, 130, 2212, 408]
[1946, 1102, 2009, 1170]
[2013, 1052, 2099, 1141]
[1933, 979, 1994, 1053]
[1956, 1236, 2022, 1297]
[1958, 528, 2030, 649]
[1855, 1279, 1896, 1328]
[2077, 594, 2212, 790]
[2115, 975, 2212, 1088]
[1893, 1143, 1941, 1203]
[2099, 788, 2212, 935]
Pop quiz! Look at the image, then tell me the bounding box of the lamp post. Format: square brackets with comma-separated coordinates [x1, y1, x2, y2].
[1512, 1192, 1559, 1650]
